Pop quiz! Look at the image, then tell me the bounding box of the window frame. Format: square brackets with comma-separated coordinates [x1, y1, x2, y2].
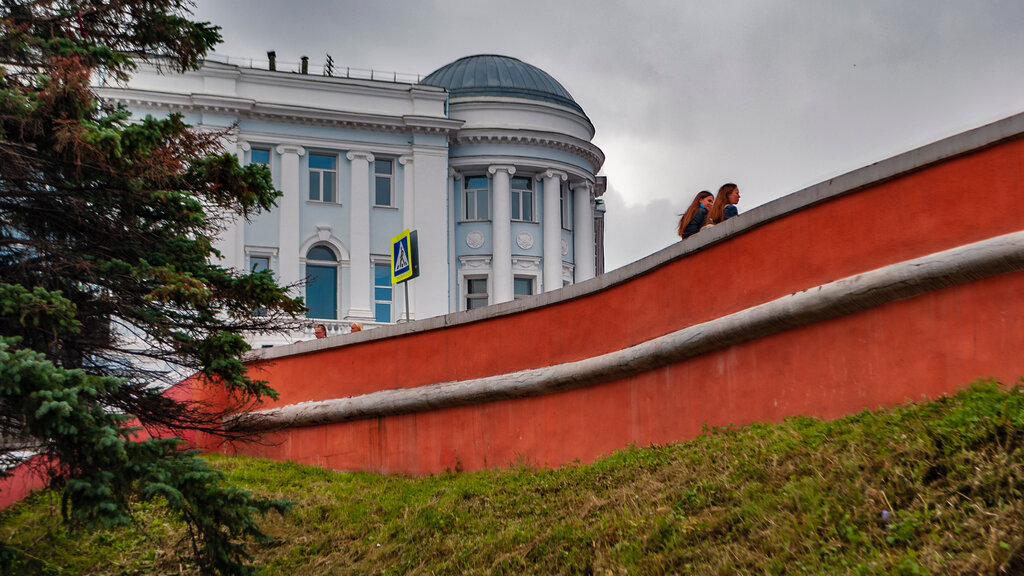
[560, 186, 572, 230]
[464, 275, 489, 311]
[304, 244, 339, 320]
[373, 261, 393, 323]
[513, 276, 535, 301]
[308, 152, 338, 204]
[247, 252, 273, 316]
[249, 254, 271, 274]
[373, 158, 395, 208]
[462, 176, 490, 222]
[250, 147, 272, 176]
[511, 177, 535, 222]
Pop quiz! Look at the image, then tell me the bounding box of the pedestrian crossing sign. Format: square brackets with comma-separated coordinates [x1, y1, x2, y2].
[390, 229, 419, 284]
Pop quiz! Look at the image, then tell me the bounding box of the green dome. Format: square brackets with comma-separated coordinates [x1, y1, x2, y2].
[421, 55, 583, 113]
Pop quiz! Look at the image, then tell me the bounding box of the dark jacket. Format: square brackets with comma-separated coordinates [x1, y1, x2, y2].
[681, 205, 708, 239]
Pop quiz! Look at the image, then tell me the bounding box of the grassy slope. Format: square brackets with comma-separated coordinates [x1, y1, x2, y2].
[2, 380, 1023, 575]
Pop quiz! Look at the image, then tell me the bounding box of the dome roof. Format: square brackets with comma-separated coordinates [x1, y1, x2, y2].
[421, 55, 583, 113]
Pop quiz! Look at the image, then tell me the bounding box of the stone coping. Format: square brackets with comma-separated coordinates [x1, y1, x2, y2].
[230, 231, 1024, 429]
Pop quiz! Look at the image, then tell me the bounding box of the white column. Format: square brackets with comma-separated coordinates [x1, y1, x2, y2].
[346, 150, 374, 320]
[541, 169, 567, 292]
[489, 165, 515, 304]
[213, 140, 249, 271]
[572, 181, 596, 282]
[398, 154, 415, 321]
[231, 142, 248, 271]
[410, 148, 451, 319]
[448, 168, 461, 314]
[275, 144, 305, 293]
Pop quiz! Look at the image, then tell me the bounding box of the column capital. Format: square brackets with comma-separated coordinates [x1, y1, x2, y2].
[488, 165, 516, 176]
[275, 144, 306, 156]
[570, 180, 592, 192]
[540, 169, 569, 182]
[238, 140, 252, 152]
[346, 150, 375, 162]
[448, 168, 463, 180]
[398, 154, 414, 166]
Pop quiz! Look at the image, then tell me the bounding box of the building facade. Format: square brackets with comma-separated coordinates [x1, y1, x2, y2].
[97, 54, 605, 344]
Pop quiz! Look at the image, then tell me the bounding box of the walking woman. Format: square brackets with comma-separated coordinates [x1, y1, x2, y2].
[677, 190, 714, 239]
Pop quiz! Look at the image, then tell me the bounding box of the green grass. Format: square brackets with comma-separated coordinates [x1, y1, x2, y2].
[3, 379, 1024, 575]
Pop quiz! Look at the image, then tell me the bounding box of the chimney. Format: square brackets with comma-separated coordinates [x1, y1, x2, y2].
[301, 56, 308, 75]
[267, 50, 276, 71]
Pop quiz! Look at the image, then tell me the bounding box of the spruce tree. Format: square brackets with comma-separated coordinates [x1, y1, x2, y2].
[1, 1, 305, 573]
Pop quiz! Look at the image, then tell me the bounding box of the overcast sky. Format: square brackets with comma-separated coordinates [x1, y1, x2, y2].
[192, 1, 1024, 271]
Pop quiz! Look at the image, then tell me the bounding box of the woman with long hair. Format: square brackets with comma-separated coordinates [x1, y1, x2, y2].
[704, 183, 741, 227]
[677, 190, 714, 239]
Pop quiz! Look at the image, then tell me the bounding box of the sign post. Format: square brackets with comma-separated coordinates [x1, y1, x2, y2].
[390, 229, 419, 322]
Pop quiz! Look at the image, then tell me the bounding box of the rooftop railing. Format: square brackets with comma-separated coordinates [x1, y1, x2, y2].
[204, 53, 424, 84]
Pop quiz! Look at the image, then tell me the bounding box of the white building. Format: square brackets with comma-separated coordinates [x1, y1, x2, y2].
[98, 54, 606, 344]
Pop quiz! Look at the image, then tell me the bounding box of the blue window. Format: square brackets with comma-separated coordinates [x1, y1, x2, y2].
[463, 176, 489, 221]
[306, 245, 335, 261]
[251, 148, 270, 167]
[514, 277, 534, 300]
[374, 263, 392, 323]
[560, 186, 572, 230]
[305, 245, 337, 319]
[466, 277, 488, 310]
[511, 177, 534, 222]
[250, 255, 271, 316]
[249, 255, 270, 273]
[309, 154, 336, 203]
[374, 159, 393, 207]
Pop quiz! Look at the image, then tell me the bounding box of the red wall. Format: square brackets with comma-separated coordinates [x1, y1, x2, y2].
[203, 135, 1024, 475]
[0, 456, 51, 509]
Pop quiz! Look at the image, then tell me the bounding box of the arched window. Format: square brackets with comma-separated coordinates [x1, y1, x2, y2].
[305, 245, 338, 319]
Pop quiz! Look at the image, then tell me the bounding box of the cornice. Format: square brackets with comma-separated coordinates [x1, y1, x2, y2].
[96, 88, 461, 137]
[449, 96, 593, 126]
[448, 156, 594, 186]
[237, 131, 444, 158]
[452, 128, 605, 173]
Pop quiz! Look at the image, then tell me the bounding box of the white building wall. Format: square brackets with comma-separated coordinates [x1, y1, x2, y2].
[97, 56, 605, 343]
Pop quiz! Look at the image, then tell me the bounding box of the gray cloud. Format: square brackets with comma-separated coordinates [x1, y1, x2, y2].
[192, 0, 1024, 269]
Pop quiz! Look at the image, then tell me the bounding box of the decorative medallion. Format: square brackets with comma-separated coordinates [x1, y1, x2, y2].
[466, 230, 485, 249]
[516, 231, 534, 250]
[561, 238, 569, 256]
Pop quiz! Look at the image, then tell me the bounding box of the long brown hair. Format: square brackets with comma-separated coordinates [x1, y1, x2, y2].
[677, 191, 713, 237]
[705, 183, 737, 225]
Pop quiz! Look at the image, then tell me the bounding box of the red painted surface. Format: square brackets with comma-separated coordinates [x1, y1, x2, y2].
[0, 456, 52, 509]
[1, 380, 202, 509]
[201, 135, 1024, 476]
